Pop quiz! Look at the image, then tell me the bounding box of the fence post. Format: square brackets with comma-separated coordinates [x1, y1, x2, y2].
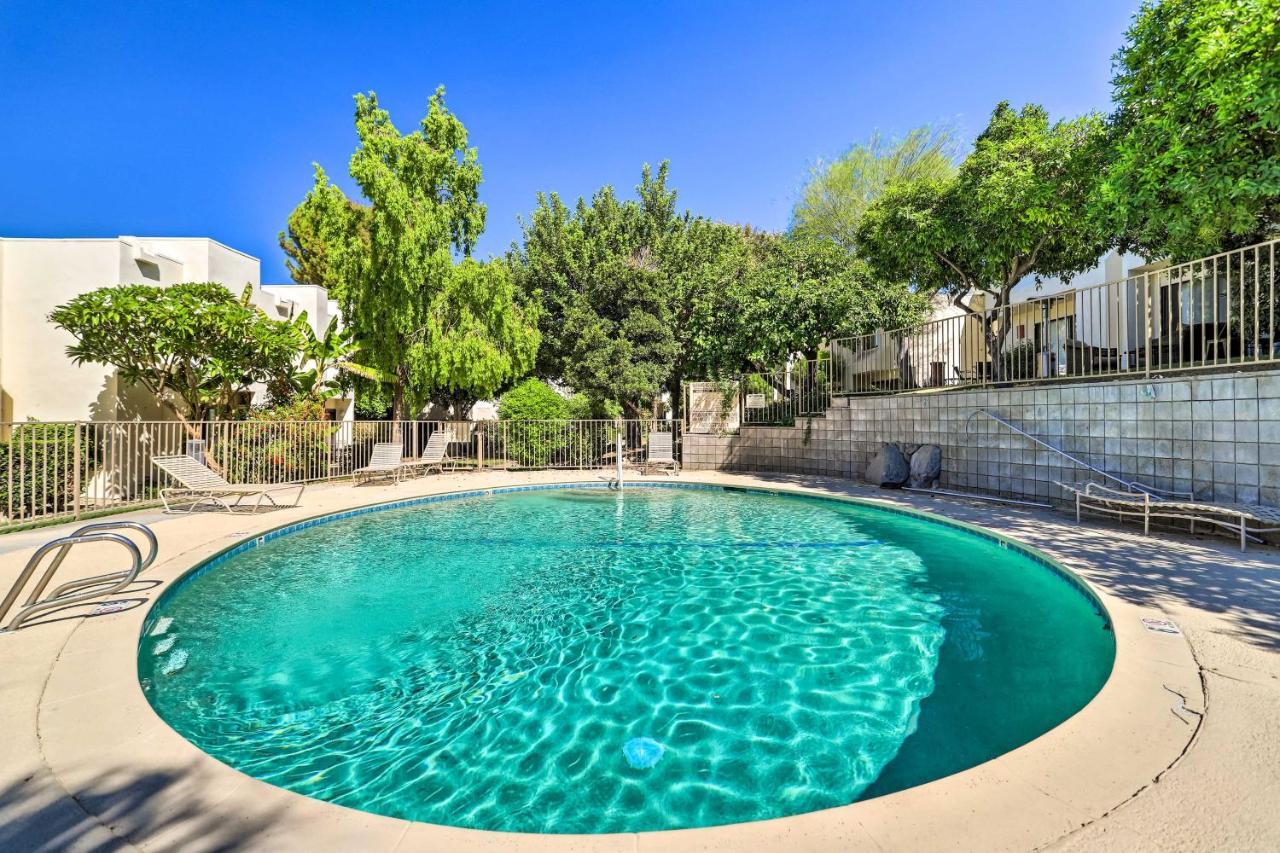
[72, 422, 82, 520]
[476, 422, 485, 470]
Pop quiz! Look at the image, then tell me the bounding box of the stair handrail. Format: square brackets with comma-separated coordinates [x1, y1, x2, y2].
[0, 521, 157, 633]
[965, 409, 1151, 495]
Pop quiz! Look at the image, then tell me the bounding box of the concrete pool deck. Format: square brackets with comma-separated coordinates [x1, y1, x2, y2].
[0, 470, 1276, 852]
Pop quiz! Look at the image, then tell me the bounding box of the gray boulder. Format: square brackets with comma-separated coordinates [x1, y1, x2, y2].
[865, 443, 910, 488]
[908, 444, 942, 489]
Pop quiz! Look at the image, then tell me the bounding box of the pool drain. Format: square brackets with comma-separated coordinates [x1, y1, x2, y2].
[623, 737, 665, 769]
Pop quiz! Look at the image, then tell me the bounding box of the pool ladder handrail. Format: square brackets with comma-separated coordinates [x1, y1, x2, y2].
[965, 409, 1151, 495]
[0, 521, 158, 633]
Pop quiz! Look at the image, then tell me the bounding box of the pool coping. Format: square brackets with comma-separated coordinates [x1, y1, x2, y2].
[28, 472, 1204, 852]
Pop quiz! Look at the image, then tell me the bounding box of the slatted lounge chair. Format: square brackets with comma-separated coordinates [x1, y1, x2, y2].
[354, 442, 408, 484]
[403, 431, 450, 476]
[640, 432, 679, 476]
[1058, 481, 1280, 551]
[152, 455, 305, 513]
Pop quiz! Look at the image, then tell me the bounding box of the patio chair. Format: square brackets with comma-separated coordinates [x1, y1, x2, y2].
[152, 455, 305, 513]
[1063, 341, 1120, 375]
[1058, 481, 1280, 551]
[402, 431, 450, 476]
[354, 442, 408, 484]
[639, 432, 679, 476]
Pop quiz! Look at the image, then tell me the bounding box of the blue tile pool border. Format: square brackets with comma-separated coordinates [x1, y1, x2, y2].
[140, 480, 1111, 639]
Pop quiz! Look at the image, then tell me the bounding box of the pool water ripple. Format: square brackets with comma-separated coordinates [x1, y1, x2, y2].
[139, 486, 1113, 833]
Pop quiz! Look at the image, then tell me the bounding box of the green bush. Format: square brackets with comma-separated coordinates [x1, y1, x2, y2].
[0, 423, 89, 522]
[999, 341, 1040, 381]
[498, 379, 570, 420]
[218, 400, 335, 484]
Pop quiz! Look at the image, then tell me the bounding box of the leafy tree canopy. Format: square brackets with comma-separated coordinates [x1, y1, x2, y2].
[857, 102, 1111, 372]
[1103, 0, 1280, 259]
[791, 126, 958, 252]
[49, 282, 300, 431]
[281, 88, 536, 419]
[510, 163, 682, 416]
[512, 163, 925, 414]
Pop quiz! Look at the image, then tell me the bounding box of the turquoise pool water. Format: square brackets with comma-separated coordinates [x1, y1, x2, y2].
[139, 485, 1114, 834]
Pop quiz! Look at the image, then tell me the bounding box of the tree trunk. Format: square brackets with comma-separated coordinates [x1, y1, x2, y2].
[161, 398, 224, 474]
[666, 375, 682, 423]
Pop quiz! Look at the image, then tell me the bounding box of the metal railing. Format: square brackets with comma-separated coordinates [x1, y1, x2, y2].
[0, 418, 679, 531]
[738, 358, 833, 426]
[829, 238, 1279, 396]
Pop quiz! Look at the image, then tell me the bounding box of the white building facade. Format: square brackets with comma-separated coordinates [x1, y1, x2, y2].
[0, 236, 348, 423]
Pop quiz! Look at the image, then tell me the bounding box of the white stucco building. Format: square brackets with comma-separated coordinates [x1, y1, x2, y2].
[0, 236, 348, 423]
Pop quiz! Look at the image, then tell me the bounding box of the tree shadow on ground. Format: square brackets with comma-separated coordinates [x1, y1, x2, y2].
[0, 761, 283, 853]
[734, 471, 1280, 652]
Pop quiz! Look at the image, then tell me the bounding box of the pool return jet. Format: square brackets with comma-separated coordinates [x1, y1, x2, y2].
[598, 425, 625, 491]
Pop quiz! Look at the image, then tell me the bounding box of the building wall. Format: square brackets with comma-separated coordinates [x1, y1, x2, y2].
[684, 368, 1280, 508]
[0, 236, 338, 423]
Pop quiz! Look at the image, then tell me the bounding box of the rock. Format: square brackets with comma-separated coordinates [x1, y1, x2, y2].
[865, 443, 910, 488]
[902, 443, 922, 458]
[908, 444, 942, 489]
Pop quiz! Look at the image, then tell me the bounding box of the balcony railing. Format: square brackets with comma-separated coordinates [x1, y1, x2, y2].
[0, 418, 678, 531]
[829, 239, 1278, 396]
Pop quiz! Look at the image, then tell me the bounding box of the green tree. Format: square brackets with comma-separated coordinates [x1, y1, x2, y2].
[1104, 0, 1280, 259]
[282, 88, 536, 420]
[511, 163, 681, 416]
[49, 283, 301, 435]
[857, 102, 1111, 377]
[791, 126, 958, 252]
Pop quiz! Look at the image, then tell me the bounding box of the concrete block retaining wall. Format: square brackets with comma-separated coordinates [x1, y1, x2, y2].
[683, 368, 1280, 507]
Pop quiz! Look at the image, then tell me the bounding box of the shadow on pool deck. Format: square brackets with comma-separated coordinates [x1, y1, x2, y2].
[739, 472, 1280, 653]
[0, 761, 284, 852]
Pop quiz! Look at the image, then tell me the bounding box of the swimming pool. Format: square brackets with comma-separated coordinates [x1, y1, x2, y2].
[138, 484, 1114, 834]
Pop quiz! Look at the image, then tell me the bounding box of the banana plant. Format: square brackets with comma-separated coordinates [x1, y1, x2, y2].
[289, 313, 388, 401]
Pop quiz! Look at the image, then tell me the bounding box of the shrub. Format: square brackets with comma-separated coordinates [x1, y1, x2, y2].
[0, 423, 90, 522]
[218, 400, 335, 484]
[999, 340, 1040, 381]
[498, 379, 570, 420]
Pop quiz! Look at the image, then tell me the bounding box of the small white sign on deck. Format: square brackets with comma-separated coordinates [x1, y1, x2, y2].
[1141, 617, 1182, 636]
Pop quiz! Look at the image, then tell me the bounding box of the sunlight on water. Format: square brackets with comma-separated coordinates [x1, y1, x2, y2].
[139, 486, 1112, 833]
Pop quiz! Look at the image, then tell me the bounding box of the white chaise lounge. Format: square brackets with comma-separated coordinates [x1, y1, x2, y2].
[1058, 480, 1280, 551]
[354, 442, 408, 484]
[403, 431, 450, 476]
[152, 455, 305, 513]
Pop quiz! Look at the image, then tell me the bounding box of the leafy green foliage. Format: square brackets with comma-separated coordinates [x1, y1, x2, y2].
[1104, 0, 1280, 259]
[512, 163, 681, 416]
[512, 163, 924, 415]
[497, 379, 570, 467]
[0, 423, 90, 521]
[282, 88, 537, 419]
[857, 102, 1111, 376]
[219, 399, 335, 485]
[791, 126, 958, 252]
[49, 283, 301, 427]
[498, 378, 569, 420]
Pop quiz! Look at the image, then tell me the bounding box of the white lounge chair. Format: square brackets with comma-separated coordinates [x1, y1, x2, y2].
[354, 442, 407, 484]
[152, 455, 305, 513]
[403, 431, 450, 476]
[640, 432, 679, 476]
[1058, 480, 1280, 551]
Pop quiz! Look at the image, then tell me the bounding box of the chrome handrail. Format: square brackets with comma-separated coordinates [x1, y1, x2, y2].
[965, 409, 1150, 494]
[0, 521, 156, 633]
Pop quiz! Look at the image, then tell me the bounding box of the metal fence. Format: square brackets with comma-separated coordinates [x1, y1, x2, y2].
[738, 358, 833, 426]
[0, 418, 679, 531]
[829, 238, 1279, 396]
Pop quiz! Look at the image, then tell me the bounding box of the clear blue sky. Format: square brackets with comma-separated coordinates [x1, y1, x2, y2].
[0, 0, 1140, 282]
